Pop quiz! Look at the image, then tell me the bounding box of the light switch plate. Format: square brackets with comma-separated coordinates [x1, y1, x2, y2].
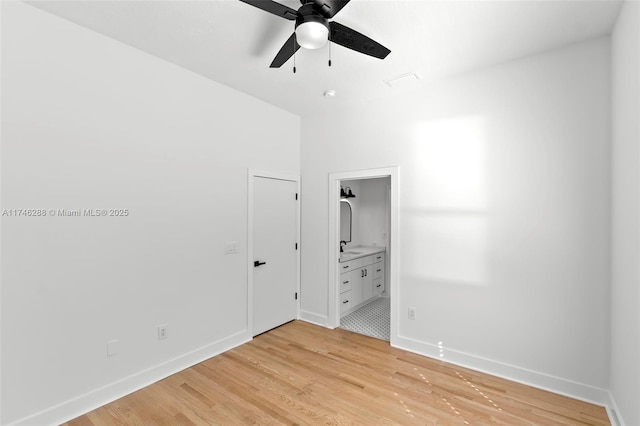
[225, 241, 238, 254]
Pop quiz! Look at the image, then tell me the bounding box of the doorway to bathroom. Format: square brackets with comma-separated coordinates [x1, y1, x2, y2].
[328, 167, 398, 344]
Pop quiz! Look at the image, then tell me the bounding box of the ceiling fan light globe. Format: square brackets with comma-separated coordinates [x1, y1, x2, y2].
[295, 21, 329, 49]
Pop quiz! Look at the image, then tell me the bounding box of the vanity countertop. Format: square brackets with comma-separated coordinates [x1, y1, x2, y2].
[339, 245, 386, 263]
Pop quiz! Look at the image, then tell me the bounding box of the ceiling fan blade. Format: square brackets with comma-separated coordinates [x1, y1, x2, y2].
[329, 21, 390, 60]
[313, 0, 350, 18]
[270, 33, 301, 68]
[239, 0, 298, 20]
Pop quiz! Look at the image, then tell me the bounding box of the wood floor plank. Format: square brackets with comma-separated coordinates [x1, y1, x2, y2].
[63, 321, 609, 425]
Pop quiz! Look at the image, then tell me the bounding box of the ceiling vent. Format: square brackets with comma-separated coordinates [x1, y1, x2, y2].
[384, 72, 422, 87]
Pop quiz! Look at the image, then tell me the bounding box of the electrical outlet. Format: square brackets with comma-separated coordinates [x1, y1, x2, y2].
[158, 324, 168, 340]
[408, 307, 416, 320]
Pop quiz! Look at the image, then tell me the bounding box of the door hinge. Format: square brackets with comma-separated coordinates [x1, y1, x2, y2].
[295, 193, 298, 200]
[295, 292, 298, 300]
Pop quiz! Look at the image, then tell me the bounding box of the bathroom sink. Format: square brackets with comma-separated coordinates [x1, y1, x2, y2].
[339, 246, 385, 263]
[342, 250, 363, 255]
[340, 250, 366, 262]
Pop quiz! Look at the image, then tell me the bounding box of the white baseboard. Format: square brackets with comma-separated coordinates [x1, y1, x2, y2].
[605, 391, 625, 426]
[298, 310, 333, 328]
[393, 334, 610, 408]
[10, 330, 251, 426]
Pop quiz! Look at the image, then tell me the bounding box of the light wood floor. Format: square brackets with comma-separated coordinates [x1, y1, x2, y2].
[64, 320, 609, 425]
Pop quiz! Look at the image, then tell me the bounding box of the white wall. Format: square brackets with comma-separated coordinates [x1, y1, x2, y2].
[0, 2, 300, 424]
[339, 178, 388, 249]
[358, 177, 390, 249]
[301, 38, 611, 401]
[610, 1, 640, 425]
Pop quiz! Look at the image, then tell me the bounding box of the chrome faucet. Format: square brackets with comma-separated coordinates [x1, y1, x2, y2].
[340, 240, 347, 253]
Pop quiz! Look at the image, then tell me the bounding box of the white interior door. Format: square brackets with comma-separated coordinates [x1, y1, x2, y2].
[252, 176, 298, 336]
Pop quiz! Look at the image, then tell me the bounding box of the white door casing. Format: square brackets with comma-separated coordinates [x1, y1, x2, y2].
[328, 167, 399, 343]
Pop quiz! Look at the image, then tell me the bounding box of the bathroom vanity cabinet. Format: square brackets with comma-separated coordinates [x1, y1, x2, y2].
[339, 249, 385, 316]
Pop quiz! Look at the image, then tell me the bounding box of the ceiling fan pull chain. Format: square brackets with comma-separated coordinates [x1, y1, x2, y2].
[293, 34, 297, 73]
[328, 38, 332, 67]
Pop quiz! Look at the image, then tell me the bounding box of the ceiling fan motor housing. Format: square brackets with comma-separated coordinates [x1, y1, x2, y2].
[295, 4, 329, 29]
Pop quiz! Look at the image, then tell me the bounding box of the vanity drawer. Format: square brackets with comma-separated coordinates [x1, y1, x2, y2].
[340, 273, 352, 293]
[340, 291, 352, 314]
[373, 262, 384, 279]
[373, 278, 384, 296]
[373, 252, 385, 262]
[339, 257, 363, 273]
[361, 255, 375, 266]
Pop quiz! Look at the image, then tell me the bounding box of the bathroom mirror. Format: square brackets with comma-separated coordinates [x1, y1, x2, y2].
[340, 200, 352, 243]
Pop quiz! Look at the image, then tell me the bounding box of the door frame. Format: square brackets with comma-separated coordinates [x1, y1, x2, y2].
[248, 170, 301, 337]
[328, 166, 399, 344]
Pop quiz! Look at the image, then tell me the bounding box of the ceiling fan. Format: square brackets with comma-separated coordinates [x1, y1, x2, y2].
[239, 0, 391, 69]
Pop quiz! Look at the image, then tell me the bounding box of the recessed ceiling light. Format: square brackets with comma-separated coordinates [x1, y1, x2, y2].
[384, 72, 422, 87]
[323, 90, 336, 98]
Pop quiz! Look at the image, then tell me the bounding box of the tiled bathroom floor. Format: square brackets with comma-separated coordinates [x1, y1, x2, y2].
[340, 297, 390, 341]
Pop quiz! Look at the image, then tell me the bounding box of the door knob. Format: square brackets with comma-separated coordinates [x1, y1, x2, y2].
[254, 260, 266, 267]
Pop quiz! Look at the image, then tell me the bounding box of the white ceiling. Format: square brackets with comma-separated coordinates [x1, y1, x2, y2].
[28, 0, 623, 117]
